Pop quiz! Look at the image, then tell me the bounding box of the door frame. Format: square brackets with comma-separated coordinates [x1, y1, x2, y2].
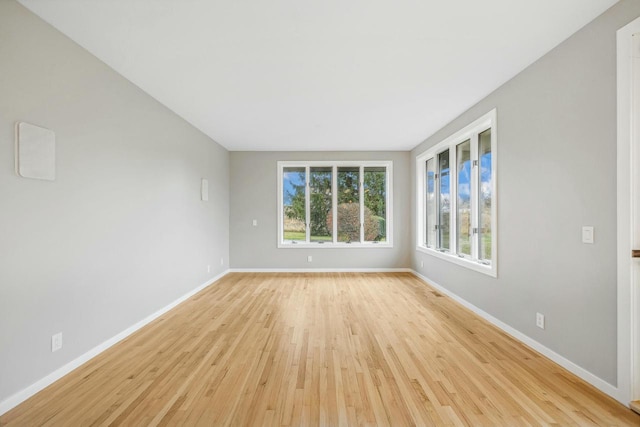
[617, 16, 640, 406]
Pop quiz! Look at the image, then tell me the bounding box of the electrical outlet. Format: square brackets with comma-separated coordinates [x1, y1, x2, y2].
[536, 313, 545, 329]
[220, 257, 224, 266]
[52, 332, 62, 352]
[307, 255, 312, 262]
[252, 219, 258, 226]
[207, 265, 211, 273]
[420, 260, 424, 268]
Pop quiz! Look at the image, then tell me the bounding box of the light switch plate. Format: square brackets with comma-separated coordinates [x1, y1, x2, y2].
[201, 179, 209, 201]
[582, 226, 594, 244]
[52, 332, 62, 352]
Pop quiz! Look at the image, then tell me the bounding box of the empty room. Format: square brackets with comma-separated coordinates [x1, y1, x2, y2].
[2, 0, 640, 425]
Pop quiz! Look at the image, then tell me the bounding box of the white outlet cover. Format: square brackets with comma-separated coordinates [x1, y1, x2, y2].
[536, 313, 545, 329]
[307, 255, 312, 262]
[582, 226, 594, 244]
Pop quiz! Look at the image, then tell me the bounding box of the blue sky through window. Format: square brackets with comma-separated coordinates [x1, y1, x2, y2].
[283, 171, 304, 205]
[436, 152, 491, 198]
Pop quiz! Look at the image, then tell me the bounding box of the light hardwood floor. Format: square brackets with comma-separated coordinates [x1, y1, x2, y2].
[1, 273, 637, 426]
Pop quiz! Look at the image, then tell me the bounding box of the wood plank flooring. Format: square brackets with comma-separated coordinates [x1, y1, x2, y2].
[1, 272, 637, 426]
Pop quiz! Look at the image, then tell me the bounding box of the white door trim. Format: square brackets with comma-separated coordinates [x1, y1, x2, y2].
[617, 16, 640, 406]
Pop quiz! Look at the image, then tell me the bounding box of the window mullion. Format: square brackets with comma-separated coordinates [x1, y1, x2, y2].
[386, 165, 390, 244]
[359, 166, 364, 243]
[423, 161, 427, 247]
[305, 166, 310, 243]
[471, 133, 479, 260]
[450, 146, 457, 255]
[332, 165, 338, 244]
[435, 157, 441, 249]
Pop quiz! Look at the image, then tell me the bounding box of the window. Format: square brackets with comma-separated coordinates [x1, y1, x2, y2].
[278, 161, 392, 248]
[425, 158, 436, 248]
[438, 149, 451, 251]
[309, 167, 333, 243]
[457, 140, 471, 257]
[416, 109, 497, 276]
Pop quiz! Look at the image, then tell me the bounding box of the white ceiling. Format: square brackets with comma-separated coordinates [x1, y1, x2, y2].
[18, 0, 618, 151]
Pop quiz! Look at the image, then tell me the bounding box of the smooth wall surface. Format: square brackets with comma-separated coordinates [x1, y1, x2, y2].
[230, 151, 411, 269]
[0, 1, 229, 403]
[411, 0, 640, 386]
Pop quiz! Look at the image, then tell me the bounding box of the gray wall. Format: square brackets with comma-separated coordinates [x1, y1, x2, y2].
[0, 1, 229, 404]
[411, 0, 640, 385]
[230, 151, 411, 269]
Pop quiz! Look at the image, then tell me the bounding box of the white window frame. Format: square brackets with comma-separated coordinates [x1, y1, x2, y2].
[278, 160, 393, 249]
[416, 109, 498, 277]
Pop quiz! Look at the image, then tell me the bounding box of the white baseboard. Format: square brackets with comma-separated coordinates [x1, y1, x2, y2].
[229, 267, 412, 273]
[0, 269, 230, 416]
[410, 270, 625, 405]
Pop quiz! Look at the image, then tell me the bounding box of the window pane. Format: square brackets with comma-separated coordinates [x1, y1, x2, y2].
[478, 129, 492, 262]
[283, 167, 306, 242]
[337, 167, 360, 243]
[364, 167, 386, 242]
[438, 150, 450, 250]
[456, 140, 471, 256]
[426, 159, 436, 247]
[309, 167, 332, 243]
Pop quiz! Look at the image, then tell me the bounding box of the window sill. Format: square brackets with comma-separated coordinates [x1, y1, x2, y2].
[279, 242, 393, 249]
[416, 245, 497, 277]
